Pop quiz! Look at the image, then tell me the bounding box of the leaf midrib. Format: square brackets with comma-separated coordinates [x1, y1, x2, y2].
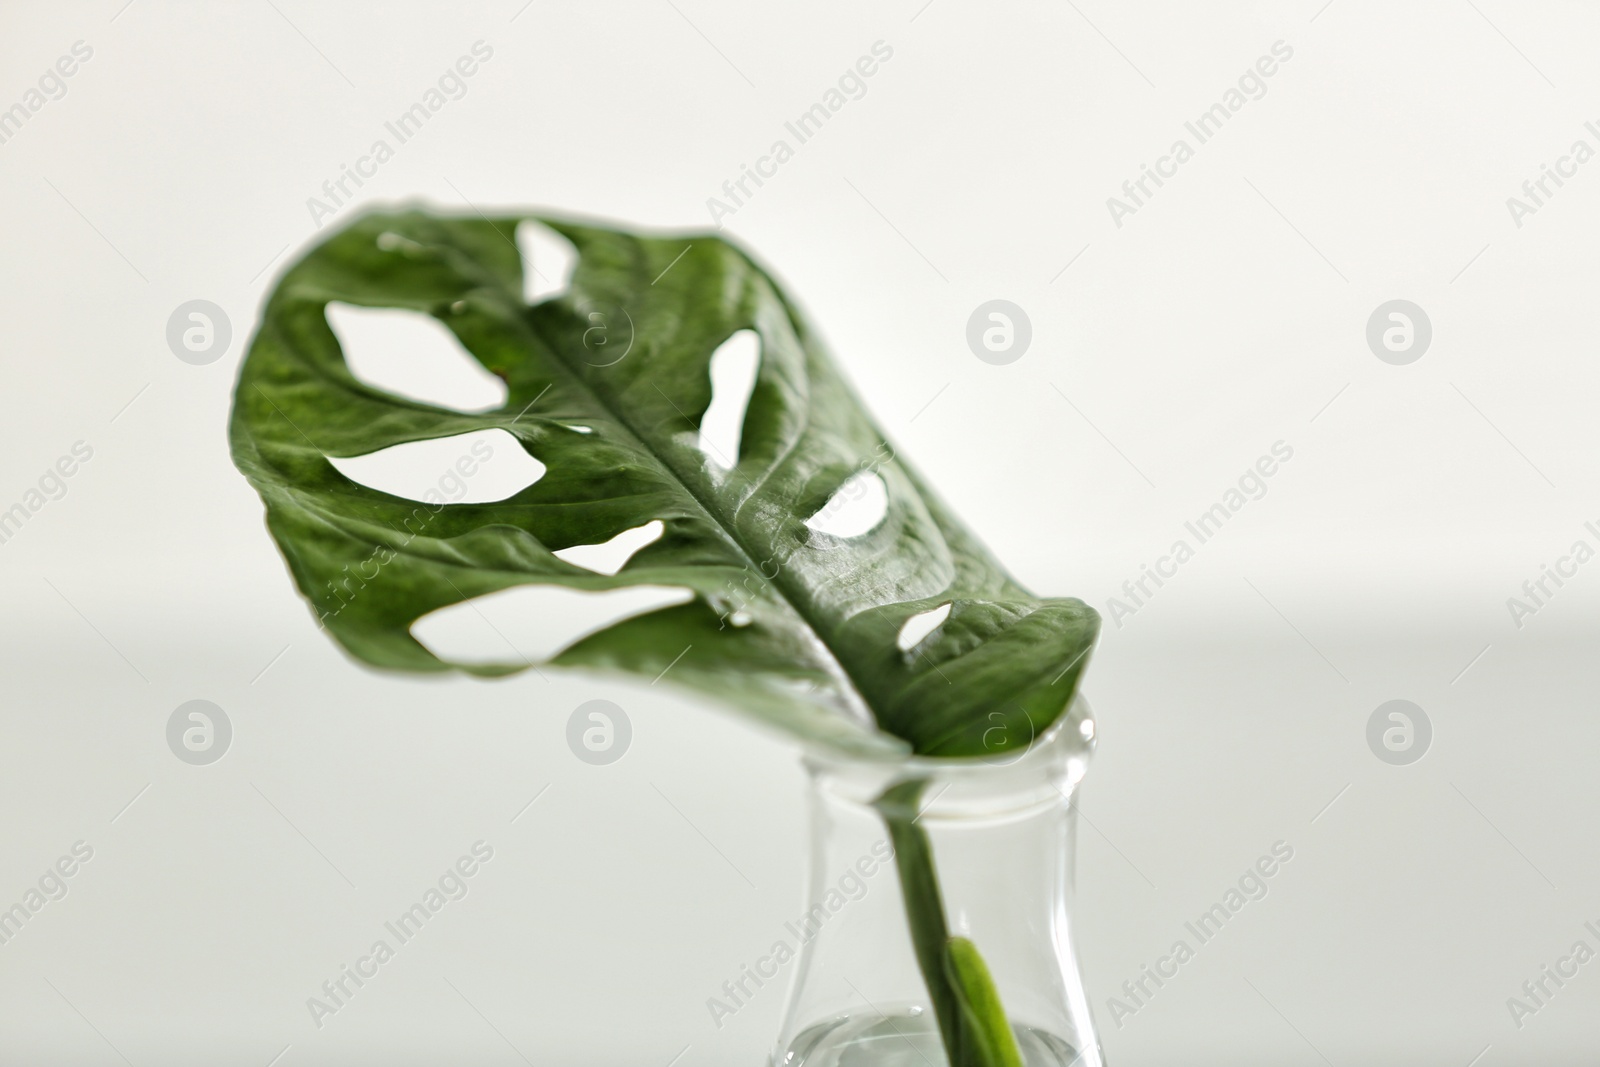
[486, 228, 887, 730]
[262, 224, 894, 735]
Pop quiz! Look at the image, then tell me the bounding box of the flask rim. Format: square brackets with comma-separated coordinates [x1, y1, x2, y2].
[800, 694, 1095, 816]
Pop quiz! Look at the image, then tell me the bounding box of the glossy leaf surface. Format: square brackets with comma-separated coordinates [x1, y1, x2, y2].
[230, 209, 1097, 757]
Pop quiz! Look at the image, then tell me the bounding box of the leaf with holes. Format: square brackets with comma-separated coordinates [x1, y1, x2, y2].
[229, 208, 1098, 758]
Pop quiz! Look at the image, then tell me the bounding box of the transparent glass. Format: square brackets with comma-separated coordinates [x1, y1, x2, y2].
[771, 697, 1104, 1067]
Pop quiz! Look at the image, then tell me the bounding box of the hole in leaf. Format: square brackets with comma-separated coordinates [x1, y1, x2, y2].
[411, 584, 693, 665]
[553, 520, 665, 576]
[698, 330, 760, 469]
[516, 220, 577, 304]
[327, 302, 508, 413]
[326, 428, 545, 504]
[805, 471, 888, 538]
[567, 424, 594, 434]
[897, 602, 952, 652]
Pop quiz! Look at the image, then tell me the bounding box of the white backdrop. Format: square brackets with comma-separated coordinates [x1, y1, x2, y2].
[2, 1, 1599, 1064]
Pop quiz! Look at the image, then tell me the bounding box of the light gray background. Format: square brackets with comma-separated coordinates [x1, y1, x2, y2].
[2, 1, 1597, 1064]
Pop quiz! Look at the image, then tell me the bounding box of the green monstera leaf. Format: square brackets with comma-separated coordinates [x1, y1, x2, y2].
[229, 207, 1097, 759]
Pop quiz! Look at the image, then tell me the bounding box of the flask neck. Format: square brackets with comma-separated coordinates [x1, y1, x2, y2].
[774, 700, 1104, 1067]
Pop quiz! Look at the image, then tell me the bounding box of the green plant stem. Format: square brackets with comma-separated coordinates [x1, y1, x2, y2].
[946, 937, 1026, 1067]
[877, 779, 1025, 1067]
[878, 779, 963, 1059]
